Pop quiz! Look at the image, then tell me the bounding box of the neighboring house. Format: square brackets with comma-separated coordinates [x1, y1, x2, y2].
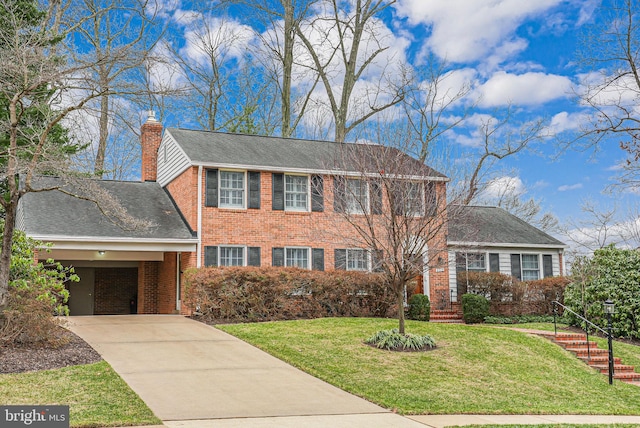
[448, 205, 566, 303]
[16, 114, 565, 315]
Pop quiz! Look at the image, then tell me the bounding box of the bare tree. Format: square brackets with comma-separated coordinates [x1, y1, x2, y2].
[326, 129, 454, 333]
[70, 0, 160, 178]
[0, 0, 145, 306]
[461, 108, 548, 205]
[574, 0, 640, 186]
[402, 59, 473, 163]
[295, 0, 406, 142]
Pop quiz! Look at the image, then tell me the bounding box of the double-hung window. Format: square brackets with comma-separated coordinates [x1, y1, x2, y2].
[219, 171, 245, 208]
[219, 246, 245, 266]
[347, 249, 369, 271]
[285, 175, 309, 211]
[456, 252, 486, 272]
[404, 181, 425, 216]
[346, 178, 368, 214]
[521, 254, 540, 280]
[286, 247, 309, 269]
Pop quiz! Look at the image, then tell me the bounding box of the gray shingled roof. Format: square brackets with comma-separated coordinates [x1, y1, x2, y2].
[448, 205, 565, 247]
[19, 177, 194, 240]
[167, 128, 448, 178]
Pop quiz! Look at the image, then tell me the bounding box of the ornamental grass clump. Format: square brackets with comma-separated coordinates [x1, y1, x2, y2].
[365, 328, 436, 351]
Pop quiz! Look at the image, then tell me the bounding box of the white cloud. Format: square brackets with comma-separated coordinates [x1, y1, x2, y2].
[475, 71, 572, 107]
[483, 176, 526, 199]
[394, 0, 564, 65]
[558, 183, 583, 191]
[181, 17, 255, 66]
[549, 111, 585, 133]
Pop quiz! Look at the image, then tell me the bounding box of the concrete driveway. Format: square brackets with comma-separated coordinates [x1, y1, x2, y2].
[66, 315, 425, 427]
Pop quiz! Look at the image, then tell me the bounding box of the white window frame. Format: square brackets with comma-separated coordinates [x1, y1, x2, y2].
[457, 252, 487, 272]
[404, 181, 425, 216]
[346, 178, 369, 214]
[219, 170, 246, 209]
[219, 245, 246, 267]
[346, 249, 370, 271]
[285, 174, 310, 212]
[520, 254, 540, 281]
[285, 247, 310, 269]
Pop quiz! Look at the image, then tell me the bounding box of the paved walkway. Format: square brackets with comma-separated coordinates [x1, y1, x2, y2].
[67, 315, 640, 428]
[66, 315, 423, 427]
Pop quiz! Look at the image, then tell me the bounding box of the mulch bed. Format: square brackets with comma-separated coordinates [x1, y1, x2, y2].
[0, 327, 102, 374]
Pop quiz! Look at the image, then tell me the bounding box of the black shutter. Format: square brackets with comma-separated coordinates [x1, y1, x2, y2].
[455, 252, 466, 272]
[272, 247, 285, 267]
[370, 181, 382, 214]
[204, 246, 218, 267]
[311, 175, 324, 212]
[335, 249, 347, 270]
[489, 253, 500, 273]
[248, 172, 261, 209]
[510, 254, 521, 280]
[333, 176, 345, 212]
[312, 248, 324, 271]
[543, 255, 553, 278]
[272, 173, 284, 211]
[205, 169, 218, 207]
[372, 249, 384, 272]
[425, 182, 437, 216]
[248, 247, 261, 267]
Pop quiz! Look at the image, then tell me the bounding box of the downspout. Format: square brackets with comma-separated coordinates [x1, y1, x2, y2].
[197, 165, 203, 268]
[176, 252, 181, 312]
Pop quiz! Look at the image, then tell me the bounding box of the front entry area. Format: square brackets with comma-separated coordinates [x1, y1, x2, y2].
[67, 266, 139, 315]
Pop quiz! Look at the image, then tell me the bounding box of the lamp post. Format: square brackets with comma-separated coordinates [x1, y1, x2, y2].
[604, 299, 615, 385]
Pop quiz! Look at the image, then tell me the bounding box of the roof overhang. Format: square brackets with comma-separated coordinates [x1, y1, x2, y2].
[448, 241, 567, 250]
[32, 235, 197, 261]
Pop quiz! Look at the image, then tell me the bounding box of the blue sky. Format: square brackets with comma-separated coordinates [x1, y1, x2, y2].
[148, 0, 637, 245]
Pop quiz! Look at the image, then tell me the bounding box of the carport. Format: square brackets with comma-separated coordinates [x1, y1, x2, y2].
[17, 178, 197, 315]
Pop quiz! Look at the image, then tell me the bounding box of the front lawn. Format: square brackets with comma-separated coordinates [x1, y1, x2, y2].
[0, 361, 161, 427]
[217, 318, 640, 415]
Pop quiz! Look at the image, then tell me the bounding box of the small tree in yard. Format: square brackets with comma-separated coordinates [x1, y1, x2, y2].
[328, 131, 457, 335]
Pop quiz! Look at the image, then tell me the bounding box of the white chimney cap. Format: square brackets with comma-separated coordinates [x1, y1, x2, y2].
[147, 110, 157, 122]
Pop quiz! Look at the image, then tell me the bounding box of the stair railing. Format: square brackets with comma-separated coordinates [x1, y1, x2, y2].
[552, 300, 614, 383]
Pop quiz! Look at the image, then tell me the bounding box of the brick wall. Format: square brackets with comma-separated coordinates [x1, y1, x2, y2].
[168, 166, 451, 309]
[138, 261, 159, 314]
[157, 252, 178, 314]
[93, 268, 138, 315]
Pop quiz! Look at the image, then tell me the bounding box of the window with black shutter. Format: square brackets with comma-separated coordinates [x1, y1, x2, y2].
[248, 247, 261, 267]
[334, 249, 347, 270]
[248, 172, 261, 209]
[543, 254, 553, 278]
[312, 248, 324, 271]
[272, 247, 285, 266]
[205, 169, 218, 207]
[311, 175, 324, 212]
[272, 174, 284, 210]
[204, 246, 218, 267]
[489, 253, 500, 272]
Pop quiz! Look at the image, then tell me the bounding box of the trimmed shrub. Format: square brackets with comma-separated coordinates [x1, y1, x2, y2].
[459, 271, 570, 317]
[461, 293, 490, 324]
[407, 294, 430, 321]
[365, 329, 436, 351]
[183, 266, 395, 323]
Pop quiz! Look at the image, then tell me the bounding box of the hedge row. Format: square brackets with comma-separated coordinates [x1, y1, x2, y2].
[457, 272, 570, 316]
[183, 267, 395, 322]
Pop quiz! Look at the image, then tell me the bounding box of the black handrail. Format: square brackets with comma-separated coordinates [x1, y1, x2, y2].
[552, 300, 614, 383]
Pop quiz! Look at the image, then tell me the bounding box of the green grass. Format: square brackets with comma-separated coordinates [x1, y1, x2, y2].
[0, 361, 161, 427]
[217, 318, 640, 415]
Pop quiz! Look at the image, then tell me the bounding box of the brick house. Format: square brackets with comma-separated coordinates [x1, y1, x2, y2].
[17, 113, 565, 315]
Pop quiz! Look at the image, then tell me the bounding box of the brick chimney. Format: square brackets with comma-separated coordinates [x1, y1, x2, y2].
[140, 110, 162, 182]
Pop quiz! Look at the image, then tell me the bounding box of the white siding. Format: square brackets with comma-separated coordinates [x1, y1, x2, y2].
[157, 131, 191, 187]
[448, 247, 564, 300]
